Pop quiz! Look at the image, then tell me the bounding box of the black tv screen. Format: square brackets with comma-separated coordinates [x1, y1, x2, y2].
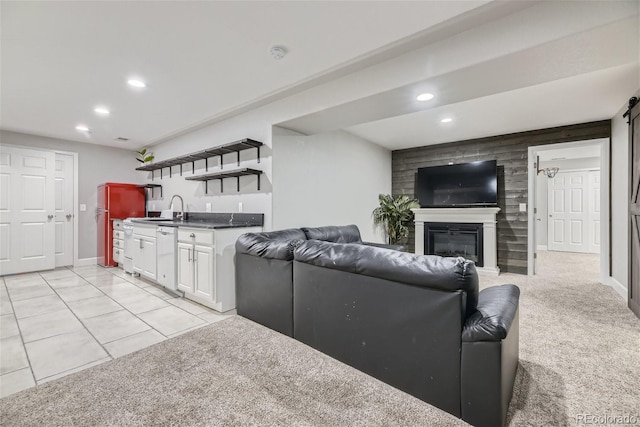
[416, 160, 498, 208]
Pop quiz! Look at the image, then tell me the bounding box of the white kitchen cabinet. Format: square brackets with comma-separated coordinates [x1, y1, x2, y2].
[178, 241, 214, 300]
[132, 225, 157, 281]
[193, 245, 214, 300]
[177, 229, 215, 306]
[177, 242, 195, 294]
[177, 226, 260, 312]
[112, 220, 124, 267]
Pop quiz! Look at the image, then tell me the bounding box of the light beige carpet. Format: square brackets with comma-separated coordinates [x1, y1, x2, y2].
[482, 251, 640, 425]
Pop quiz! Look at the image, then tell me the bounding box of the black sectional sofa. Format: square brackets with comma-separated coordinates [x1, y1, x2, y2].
[235, 224, 402, 336]
[235, 226, 520, 427]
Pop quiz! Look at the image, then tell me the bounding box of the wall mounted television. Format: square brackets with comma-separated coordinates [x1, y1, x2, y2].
[416, 160, 498, 208]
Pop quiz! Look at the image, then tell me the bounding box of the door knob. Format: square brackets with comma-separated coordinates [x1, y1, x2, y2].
[66, 214, 72, 220]
[189, 233, 195, 238]
[47, 214, 54, 220]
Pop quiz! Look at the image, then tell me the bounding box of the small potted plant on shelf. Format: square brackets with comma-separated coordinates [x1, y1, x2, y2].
[372, 194, 420, 245]
[136, 148, 154, 164]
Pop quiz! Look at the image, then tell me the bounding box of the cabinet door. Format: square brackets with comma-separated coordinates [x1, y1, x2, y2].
[193, 245, 214, 301]
[141, 237, 157, 280]
[177, 242, 194, 293]
[132, 236, 143, 273]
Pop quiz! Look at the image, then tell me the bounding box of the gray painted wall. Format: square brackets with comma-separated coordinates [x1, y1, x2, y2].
[392, 121, 611, 274]
[272, 128, 390, 242]
[0, 130, 144, 260]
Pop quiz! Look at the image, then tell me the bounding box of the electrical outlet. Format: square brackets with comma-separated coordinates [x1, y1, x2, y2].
[238, 202, 243, 213]
[152, 203, 156, 210]
[519, 203, 527, 212]
[79, 204, 86, 212]
[206, 203, 212, 212]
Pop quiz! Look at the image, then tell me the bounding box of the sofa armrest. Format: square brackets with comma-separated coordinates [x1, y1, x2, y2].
[363, 241, 406, 252]
[235, 229, 306, 260]
[462, 285, 519, 342]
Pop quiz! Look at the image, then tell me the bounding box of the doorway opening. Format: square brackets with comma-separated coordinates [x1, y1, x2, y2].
[527, 139, 609, 283]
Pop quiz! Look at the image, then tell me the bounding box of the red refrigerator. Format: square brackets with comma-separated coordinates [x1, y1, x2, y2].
[97, 183, 146, 267]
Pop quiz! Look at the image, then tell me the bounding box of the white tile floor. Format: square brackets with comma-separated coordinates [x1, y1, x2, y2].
[0, 265, 235, 398]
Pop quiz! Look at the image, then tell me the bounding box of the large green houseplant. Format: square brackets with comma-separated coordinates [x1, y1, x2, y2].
[372, 194, 420, 245]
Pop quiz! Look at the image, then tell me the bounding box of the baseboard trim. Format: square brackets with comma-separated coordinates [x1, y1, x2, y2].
[536, 245, 548, 251]
[75, 257, 97, 267]
[604, 277, 627, 301]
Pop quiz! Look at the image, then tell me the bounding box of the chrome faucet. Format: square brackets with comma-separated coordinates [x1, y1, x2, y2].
[169, 195, 185, 221]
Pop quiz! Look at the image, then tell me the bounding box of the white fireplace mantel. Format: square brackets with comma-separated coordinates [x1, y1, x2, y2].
[412, 207, 501, 275]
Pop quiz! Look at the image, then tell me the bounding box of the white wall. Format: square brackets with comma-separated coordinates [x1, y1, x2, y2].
[0, 130, 144, 260]
[535, 157, 601, 247]
[610, 95, 637, 292]
[272, 128, 390, 242]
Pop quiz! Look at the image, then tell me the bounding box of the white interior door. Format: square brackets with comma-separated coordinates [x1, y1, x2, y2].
[547, 170, 596, 253]
[54, 153, 74, 267]
[0, 146, 56, 275]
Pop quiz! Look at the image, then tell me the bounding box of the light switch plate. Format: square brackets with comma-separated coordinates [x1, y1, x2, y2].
[519, 203, 527, 212]
[80, 204, 86, 212]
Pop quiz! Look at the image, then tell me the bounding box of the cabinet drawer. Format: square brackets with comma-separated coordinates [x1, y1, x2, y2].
[113, 247, 123, 263]
[113, 230, 124, 240]
[113, 238, 123, 249]
[178, 228, 214, 246]
[113, 220, 123, 230]
[133, 225, 156, 238]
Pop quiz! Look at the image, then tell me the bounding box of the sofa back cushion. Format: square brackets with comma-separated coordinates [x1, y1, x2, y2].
[294, 240, 479, 316]
[236, 229, 306, 261]
[301, 225, 363, 244]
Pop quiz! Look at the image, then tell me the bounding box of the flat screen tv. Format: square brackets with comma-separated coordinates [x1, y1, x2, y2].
[416, 160, 498, 208]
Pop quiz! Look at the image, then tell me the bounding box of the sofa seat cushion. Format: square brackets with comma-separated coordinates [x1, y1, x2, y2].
[236, 229, 306, 260]
[294, 240, 479, 316]
[301, 225, 363, 244]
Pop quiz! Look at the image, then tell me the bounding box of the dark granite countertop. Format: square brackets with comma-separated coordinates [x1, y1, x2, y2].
[130, 212, 263, 229]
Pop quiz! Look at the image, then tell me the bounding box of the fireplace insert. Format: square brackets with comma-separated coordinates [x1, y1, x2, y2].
[425, 222, 484, 267]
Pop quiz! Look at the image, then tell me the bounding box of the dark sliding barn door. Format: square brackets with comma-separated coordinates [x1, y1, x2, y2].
[629, 98, 640, 319]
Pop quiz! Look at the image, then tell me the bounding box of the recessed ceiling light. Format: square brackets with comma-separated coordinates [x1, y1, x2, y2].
[416, 93, 434, 101]
[94, 107, 110, 115]
[127, 79, 146, 88]
[75, 125, 90, 132]
[441, 118, 453, 123]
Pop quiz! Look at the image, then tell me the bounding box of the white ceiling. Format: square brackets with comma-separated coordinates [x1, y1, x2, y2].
[1, 1, 639, 151]
[0, 0, 488, 149]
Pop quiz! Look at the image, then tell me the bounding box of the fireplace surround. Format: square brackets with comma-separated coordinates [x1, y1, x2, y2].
[413, 207, 501, 274]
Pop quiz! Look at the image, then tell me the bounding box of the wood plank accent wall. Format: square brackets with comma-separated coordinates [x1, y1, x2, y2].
[392, 120, 611, 274]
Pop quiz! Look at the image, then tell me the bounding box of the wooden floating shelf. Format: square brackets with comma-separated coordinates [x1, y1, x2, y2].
[136, 138, 263, 178]
[185, 168, 263, 193]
